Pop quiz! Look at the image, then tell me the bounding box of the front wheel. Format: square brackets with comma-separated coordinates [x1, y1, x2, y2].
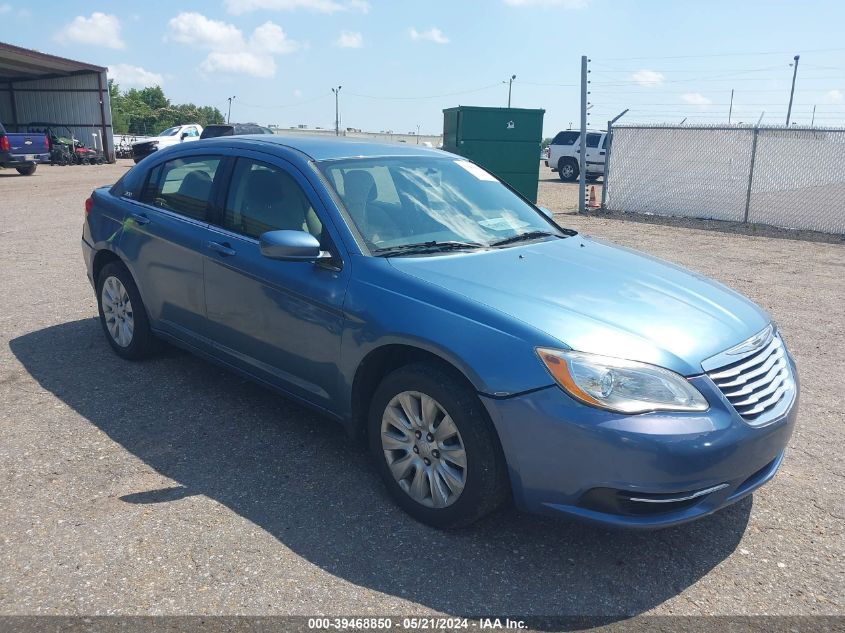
[16, 164, 36, 176]
[368, 363, 509, 528]
[96, 261, 158, 360]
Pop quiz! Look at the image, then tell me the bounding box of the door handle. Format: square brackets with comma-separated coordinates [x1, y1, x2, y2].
[599, 151, 606, 155]
[207, 241, 237, 257]
[130, 213, 150, 225]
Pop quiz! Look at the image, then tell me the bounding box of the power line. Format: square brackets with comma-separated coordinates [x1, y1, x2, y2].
[346, 83, 502, 101]
[598, 47, 845, 61]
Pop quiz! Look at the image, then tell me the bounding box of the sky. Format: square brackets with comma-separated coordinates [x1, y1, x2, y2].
[2, 0, 844, 137]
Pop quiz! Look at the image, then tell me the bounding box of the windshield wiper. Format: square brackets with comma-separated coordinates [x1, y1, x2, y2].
[373, 240, 484, 257]
[491, 231, 560, 247]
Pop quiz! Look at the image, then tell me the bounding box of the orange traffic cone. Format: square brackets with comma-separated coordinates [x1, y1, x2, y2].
[587, 185, 600, 209]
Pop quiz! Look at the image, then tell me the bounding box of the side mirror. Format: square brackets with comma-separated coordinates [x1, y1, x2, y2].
[538, 206, 554, 219]
[259, 230, 331, 262]
[180, 132, 189, 140]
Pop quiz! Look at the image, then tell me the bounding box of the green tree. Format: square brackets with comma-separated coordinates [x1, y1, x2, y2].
[109, 82, 225, 136]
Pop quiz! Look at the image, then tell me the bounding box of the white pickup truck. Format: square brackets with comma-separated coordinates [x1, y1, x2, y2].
[131, 124, 203, 163]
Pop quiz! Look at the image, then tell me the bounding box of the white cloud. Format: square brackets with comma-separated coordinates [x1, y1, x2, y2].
[0, 4, 11, 14]
[335, 30, 363, 48]
[225, 0, 370, 14]
[503, 0, 589, 7]
[293, 88, 303, 98]
[55, 12, 124, 49]
[166, 12, 298, 78]
[681, 92, 712, 108]
[108, 64, 164, 87]
[409, 27, 449, 44]
[823, 89, 843, 104]
[680, 92, 711, 105]
[200, 51, 276, 78]
[250, 21, 300, 54]
[167, 12, 244, 50]
[631, 69, 664, 87]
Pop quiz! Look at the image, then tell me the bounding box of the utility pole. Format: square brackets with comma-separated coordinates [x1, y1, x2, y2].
[416, 124, 420, 144]
[811, 105, 816, 127]
[227, 96, 236, 124]
[600, 108, 628, 210]
[332, 85, 342, 136]
[786, 55, 800, 126]
[578, 56, 588, 213]
[505, 74, 516, 108]
[728, 89, 734, 124]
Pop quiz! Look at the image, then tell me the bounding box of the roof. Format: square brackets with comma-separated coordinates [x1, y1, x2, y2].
[217, 134, 447, 161]
[0, 42, 106, 83]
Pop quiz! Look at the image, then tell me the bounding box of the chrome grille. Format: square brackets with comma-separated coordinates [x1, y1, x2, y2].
[707, 332, 795, 425]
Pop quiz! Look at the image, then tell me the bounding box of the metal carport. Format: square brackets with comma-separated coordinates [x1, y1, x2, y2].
[0, 41, 113, 162]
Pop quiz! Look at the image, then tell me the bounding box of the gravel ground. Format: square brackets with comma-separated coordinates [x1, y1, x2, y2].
[0, 161, 842, 619]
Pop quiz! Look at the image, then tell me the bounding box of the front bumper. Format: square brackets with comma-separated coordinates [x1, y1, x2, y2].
[481, 370, 798, 529]
[131, 144, 158, 163]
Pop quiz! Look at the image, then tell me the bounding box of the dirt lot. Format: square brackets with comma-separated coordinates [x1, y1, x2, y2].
[0, 161, 842, 619]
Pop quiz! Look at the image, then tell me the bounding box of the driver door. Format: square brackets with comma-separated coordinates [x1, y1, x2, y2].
[201, 153, 350, 409]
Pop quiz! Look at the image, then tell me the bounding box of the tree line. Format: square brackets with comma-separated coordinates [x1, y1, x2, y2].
[109, 81, 225, 136]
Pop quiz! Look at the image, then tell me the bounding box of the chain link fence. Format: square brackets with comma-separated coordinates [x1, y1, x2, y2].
[604, 125, 845, 234]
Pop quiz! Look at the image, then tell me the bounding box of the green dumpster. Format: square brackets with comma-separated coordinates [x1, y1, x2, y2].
[442, 106, 545, 203]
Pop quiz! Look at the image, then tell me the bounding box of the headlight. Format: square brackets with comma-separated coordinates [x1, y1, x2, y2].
[536, 348, 708, 414]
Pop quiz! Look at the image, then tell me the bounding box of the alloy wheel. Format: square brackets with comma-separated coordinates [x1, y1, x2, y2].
[101, 276, 134, 347]
[380, 390, 467, 508]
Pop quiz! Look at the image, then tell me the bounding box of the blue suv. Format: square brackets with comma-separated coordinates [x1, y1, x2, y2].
[82, 135, 798, 529]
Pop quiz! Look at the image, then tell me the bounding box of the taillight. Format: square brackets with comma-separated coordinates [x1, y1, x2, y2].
[0, 135, 9, 152]
[84, 197, 93, 216]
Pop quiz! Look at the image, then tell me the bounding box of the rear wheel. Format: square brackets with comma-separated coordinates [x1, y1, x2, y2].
[96, 261, 157, 360]
[558, 158, 578, 182]
[16, 164, 36, 176]
[368, 362, 509, 528]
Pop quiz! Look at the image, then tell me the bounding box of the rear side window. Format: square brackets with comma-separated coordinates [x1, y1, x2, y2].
[552, 131, 579, 145]
[586, 133, 602, 148]
[140, 155, 221, 221]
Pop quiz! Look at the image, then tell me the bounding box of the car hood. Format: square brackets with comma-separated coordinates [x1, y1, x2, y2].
[387, 235, 769, 376]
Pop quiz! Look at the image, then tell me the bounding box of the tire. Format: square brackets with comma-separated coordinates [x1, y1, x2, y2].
[96, 261, 158, 360]
[557, 158, 578, 182]
[16, 164, 36, 176]
[368, 362, 509, 528]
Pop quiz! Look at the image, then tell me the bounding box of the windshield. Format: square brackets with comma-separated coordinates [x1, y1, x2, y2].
[159, 126, 181, 136]
[318, 156, 565, 254]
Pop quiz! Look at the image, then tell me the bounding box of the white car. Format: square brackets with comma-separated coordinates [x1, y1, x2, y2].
[546, 130, 606, 182]
[131, 124, 203, 163]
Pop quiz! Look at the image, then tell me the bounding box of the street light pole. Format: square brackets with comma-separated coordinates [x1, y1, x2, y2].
[416, 124, 420, 144]
[786, 55, 800, 126]
[506, 74, 516, 108]
[227, 96, 236, 124]
[332, 86, 342, 136]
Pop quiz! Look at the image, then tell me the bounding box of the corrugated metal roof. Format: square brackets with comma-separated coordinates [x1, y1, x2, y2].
[0, 41, 105, 82]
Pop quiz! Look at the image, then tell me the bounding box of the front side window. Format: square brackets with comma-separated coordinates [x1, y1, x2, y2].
[183, 127, 200, 138]
[318, 157, 565, 254]
[223, 158, 323, 240]
[140, 155, 221, 221]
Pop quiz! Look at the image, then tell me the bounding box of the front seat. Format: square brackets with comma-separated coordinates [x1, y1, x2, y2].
[240, 168, 315, 237]
[342, 170, 377, 232]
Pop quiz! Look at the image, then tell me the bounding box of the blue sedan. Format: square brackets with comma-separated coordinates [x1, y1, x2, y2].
[81, 135, 798, 529]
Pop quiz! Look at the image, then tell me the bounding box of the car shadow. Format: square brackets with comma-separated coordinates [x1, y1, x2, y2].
[9, 318, 751, 620]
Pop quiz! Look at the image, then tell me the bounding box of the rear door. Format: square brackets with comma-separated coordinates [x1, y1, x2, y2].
[118, 153, 224, 347]
[584, 132, 604, 174]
